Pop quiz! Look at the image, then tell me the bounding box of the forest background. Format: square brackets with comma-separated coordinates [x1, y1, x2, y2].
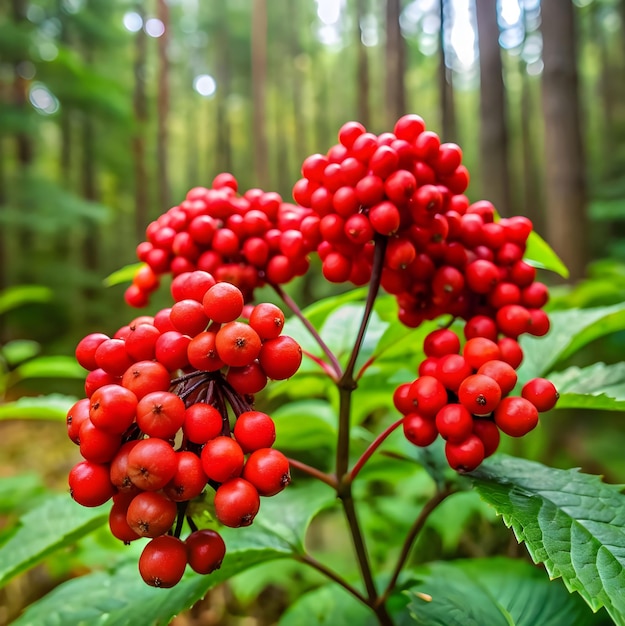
[1, 0, 625, 624]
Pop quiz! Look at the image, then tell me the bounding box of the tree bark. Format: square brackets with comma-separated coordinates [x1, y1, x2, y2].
[286, 1, 307, 165]
[132, 2, 149, 240]
[356, 0, 371, 128]
[540, 0, 588, 281]
[475, 0, 511, 215]
[156, 0, 170, 209]
[215, 2, 232, 176]
[385, 0, 406, 127]
[251, 0, 269, 189]
[438, 0, 457, 142]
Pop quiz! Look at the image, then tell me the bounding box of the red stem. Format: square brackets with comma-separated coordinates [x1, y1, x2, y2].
[348, 417, 405, 483]
[287, 457, 338, 489]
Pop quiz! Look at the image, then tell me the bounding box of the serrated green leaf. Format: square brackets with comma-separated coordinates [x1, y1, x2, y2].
[0, 285, 53, 316]
[403, 558, 608, 626]
[556, 393, 625, 411]
[0, 394, 77, 421]
[279, 584, 374, 625]
[12, 356, 86, 381]
[550, 362, 625, 399]
[518, 302, 625, 381]
[524, 230, 569, 278]
[0, 495, 108, 588]
[104, 263, 144, 287]
[470, 455, 625, 625]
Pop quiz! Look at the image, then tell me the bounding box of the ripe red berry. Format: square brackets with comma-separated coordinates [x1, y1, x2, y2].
[423, 328, 461, 358]
[135, 391, 186, 440]
[403, 413, 439, 447]
[139, 535, 188, 588]
[126, 491, 177, 538]
[249, 303, 285, 340]
[234, 411, 276, 453]
[127, 438, 178, 491]
[494, 396, 539, 437]
[214, 478, 260, 528]
[435, 354, 473, 392]
[458, 374, 502, 415]
[521, 378, 559, 412]
[477, 360, 518, 395]
[463, 337, 501, 370]
[472, 419, 500, 457]
[203, 282, 245, 323]
[445, 434, 485, 472]
[215, 322, 262, 367]
[435, 404, 473, 443]
[75, 333, 109, 371]
[242, 448, 291, 496]
[201, 436, 245, 484]
[121, 360, 172, 400]
[258, 336, 302, 380]
[164, 451, 208, 502]
[186, 529, 226, 575]
[69, 461, 116, 507]
[89, 385, 138, 435]
[407, 376, 448, 418]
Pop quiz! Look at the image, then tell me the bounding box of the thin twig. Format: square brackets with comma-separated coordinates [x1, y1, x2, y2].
[287, 457, 337, 489]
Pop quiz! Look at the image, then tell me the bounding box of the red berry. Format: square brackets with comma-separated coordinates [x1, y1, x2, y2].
[201, 436, 245, 484]
[69, 461, 116, 507]
[521, 378, 559, 412]
[126, 491, 177, 538]
[423, 329, 461, 358]
[494, 396, 539, 437]
[136, 391, 186, 440]
[472, 419, 500, 457]
[463, 337, 501, 370]
[258, 336, 302, 380]
[407, 376, 448, 418]
[214, 478, 260, 527]
[458, 374, 502, 415]
[249, 303, 285, 340]
[435, 404, 473, 443]
[127, 438, 177, 491]
[403, 413, 439, 447]
[242, 448, 291, 496]
[203, 283, 245, 323]
[139, 535, 187, 588]
[445, 435, 485, 472]
[215, 322, 262, 367]
[234, 411, 276, 453]
[477, 360, 518, 395]
[186, 529, 226, 575]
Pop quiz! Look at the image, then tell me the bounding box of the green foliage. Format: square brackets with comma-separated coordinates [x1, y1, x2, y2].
[471, 455, 625, 625]
[0, 285, 53, 316]
[403, 558, 609, 626]
[524, 230, 570, 278]
[0, 394, 76, 421]
[550, 362, 625, 410]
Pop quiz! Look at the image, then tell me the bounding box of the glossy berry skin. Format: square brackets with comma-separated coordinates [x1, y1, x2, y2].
[200, 437, 244, 484]
[458, 374, 502, 416]
[135, 391, 186, 440]
[463, 337, 501, 370]
[423, 328, 461, 358]
[203, 282, 244, 323]
[242, 448, 291, 496]
[403, 413, 438, 447]
[233, 411, 276, 453]
[258, 336, 302, 380]
[215, 322, 262, 367]
[183, 403, 224, 444]
[164, 451, 208, 502]
[126, 491, 177, 538]
[477, 360, 518, 396]
[522, 378, 559, 412]
[494, 396, 539, 437]
[139, 535, 188, 588]
[69, 461, 116, 507]
[445, 434, 485, 472]
[435, 404, 473, 443]
[472, 419, 500, 458]
[186, 529, 226, 575]
[127, 438, 178, 491]
[249, 303, 285, 340]
[214, 478, 260, 528]
[407, 376, 448, 418]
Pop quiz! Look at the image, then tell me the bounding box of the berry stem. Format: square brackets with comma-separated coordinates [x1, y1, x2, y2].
[302, 349, 341, 378]
[348, 417, 405, 483]
[270, 282, 343, 379]
[287, 457, 337, 488]
[295, 552, 367, 605]
[173, 502, 188, 538]
[377, 486, 455, 607]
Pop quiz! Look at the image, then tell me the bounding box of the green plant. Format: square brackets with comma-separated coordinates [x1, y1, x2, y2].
[1, 117, 624, 626]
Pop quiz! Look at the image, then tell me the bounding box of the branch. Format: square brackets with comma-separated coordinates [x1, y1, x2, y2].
[287, 457, 337, 489]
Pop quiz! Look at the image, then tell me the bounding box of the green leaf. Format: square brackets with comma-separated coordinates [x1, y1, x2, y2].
[1, 339, 41, 367]
[13, 483, 336, 625]
[279, 584, 374, 625]
[517, 302, 625, 381]
[272, 399, 337, 453]
[12, 356, 86, 381]
[0, 473, 47, 514]
[548, 362, 625, 410]
[104, 263, 144, 287]
[0, 394, 77, 421]
[524, 230, 569, 278]
[470, 455, 625, 625]
[12, 550, 289, 626]
[403, 558, 608, 626]
[0, 495, 108, 588]
[0, 285, 53, 316]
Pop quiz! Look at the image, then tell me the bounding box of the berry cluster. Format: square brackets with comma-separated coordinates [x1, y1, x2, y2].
[293, 115, 550, 333]
[126, 173, 316, 307]
[395, 327, 558, 472]
[67, 273, 300, 587]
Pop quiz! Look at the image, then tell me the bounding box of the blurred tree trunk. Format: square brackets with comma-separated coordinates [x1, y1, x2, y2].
[286, 1, 306, 165]
[540, 0, 588, 281]
[385, 0, 406, 127]
[132, 2, 149, 240]
[215, 2, 232, 175]
[356, 0, 370, 128]
[475, 0, 511, 215]
[438, 0, 456, 141]
[520, 63, 543, 234]
[156, 0, 170, 209]
[251, 0, 269, 189]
